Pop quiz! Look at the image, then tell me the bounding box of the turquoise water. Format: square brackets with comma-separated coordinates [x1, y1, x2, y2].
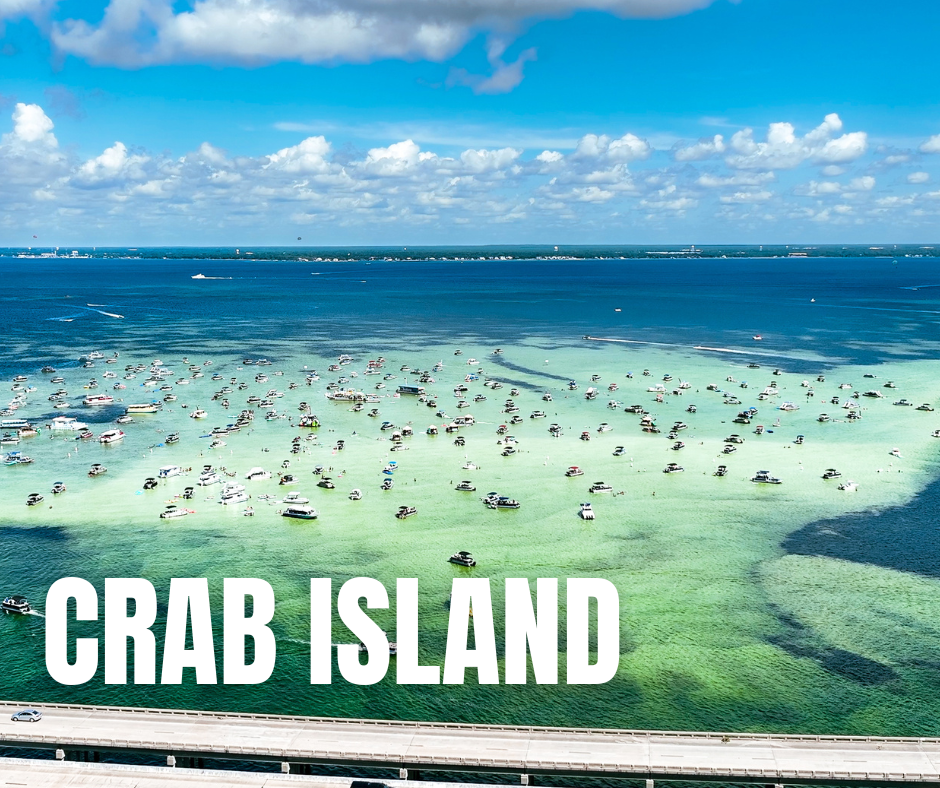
[2, 253, 940, 735]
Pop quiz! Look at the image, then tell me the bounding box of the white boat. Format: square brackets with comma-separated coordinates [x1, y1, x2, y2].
[190, 409, 208, 419]
[126, 403, 160, 414]
[158, 465, 182, 478]
[245, 467, 272, 481]
[282, 504, 318, 520]
[589, 481, 614, 493]
[198, 471, 221, 486]
[838, 480, 859, 491]
[98, 429, 125, 444]
[349, 489, 363, 500]
[220, 490, 250, 505]
[281, 492, 310, 505]
[579, 502, 596, 520]
[83, 394, 114, 406]
[160, 505, 193, 519]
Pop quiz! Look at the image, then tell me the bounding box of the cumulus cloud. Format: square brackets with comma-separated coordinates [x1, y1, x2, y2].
[2, 103, 938, 241]
[725, 113, 867, 170]
[49, 0, 723, 73]
[908, 171, 930, 184]
[674, 134, 725, 161]
[0, 0, 49, 20]
[921, 135, 940, 154]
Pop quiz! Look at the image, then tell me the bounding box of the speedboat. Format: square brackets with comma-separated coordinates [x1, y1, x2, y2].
[455, 481, 476, 491]
[663, 463, 684, 474]
[281, 492, 310, 505]
[579, 502, 595, 520]
[589, 481, 614, 493]
[165, 432, 180, 444]
[88, 463, 107, 476]
[98, 429, 125, 444]
[565, 466, 584, 477]
[395, 505, 418, 519]
[279, 474, 298, 486]
[822, 468, 842, 480]
[282, 504, 318, 520]
[449, 551, 476, 567]
[115, 415, 134, 425]
[51, 481, 66, 494]
[380, 478, 394, 490]
[2, 595, 32, 613]
[190, 409, 208, 419]
[713, 465, 728, 477]
[671, 441, 685, 450]
[613, 446, 626, 456]
[142, 477, 158, 490]
[25, 492, 44, 506]
[160, 505, 194, 519]
[890, 448, 902, 458]
[245, 467, 271, 481]
[316, 477, 335, 489]
[349, 488, 363, 500]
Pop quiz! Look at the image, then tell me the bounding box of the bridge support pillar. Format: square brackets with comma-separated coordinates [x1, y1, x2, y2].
[281, 762, 291, 774]
[646, 780, 654, 788]
[400, 768, 421, 780]
[167, 755, 176, 768]
[54, 749, 64, 761]
[521, 774, 535, 785]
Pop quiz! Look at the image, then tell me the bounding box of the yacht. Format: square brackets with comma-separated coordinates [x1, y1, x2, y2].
[751, 470, 782, 484]
[160, 505, 193, 519]
[282, 492, 310, 505]
[579, 502, 595, 520]
[455, 481, 477, 491]
[98, 429, 125, 444]
[565, 466, 584, 477]
[83, 394, 114, 406]
[282, 504, 318, 520]
[863, 390, 884, 398]
[221, 489, 250, 505]
[395, 505, 418, 519]
[2, 595, 32, 613]
[449, 551, 476, 567]
[589, 481, 614, 492]
[198, 471, 221, 486]
[663, 463, 684, 474]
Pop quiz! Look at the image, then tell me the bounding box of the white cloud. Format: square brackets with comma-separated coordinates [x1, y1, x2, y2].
[920, 135, 940, 154]
[74, 141, 150, 187]
[848, 175, 875, 191]
[696, 171, 773, 188]
[674, 134, 725, 161]
[0, 0, 49, 20]
[50, 0, 723, 73]
[909, 171, 930, 184]
[725, 113, 867, 170]
[4, 103, 58, 148]
[266, 136, 332, 174]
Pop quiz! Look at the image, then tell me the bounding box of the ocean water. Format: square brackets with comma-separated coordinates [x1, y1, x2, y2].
[2, 251, 940, 735]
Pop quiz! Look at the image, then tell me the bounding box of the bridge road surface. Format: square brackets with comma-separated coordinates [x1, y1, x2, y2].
[3, 702, 940, 784]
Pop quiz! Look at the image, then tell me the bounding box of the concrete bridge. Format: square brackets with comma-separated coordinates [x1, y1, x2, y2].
[2, 701, 940, 785]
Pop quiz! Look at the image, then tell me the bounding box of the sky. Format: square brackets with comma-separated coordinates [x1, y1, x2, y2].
[0, 0, 939, 246]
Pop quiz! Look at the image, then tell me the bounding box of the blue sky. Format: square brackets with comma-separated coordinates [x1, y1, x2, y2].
[0, 0, 938, 245]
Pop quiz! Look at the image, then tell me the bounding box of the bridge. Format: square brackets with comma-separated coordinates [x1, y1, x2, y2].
[2, 701, 940, 785]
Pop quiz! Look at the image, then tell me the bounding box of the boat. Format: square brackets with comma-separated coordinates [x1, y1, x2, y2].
[817, 414, 830, 422]
[88, 463, 107, 476]
[487, 496, 521, 509]
[83, 394, 114, 406]
[142, 477, 158, 490]
[713, 465, 728, 477]
[158, 465, 182, 479]
[894, 398, 913, 407]
[26, 492, 44, 506]
[50, 416, 89, 432]
[282, 504, 318, 520]
[613, 446, 626, 456]
[190, 409, 208, 419]
[165, 432, 180, 444]
[597, 422, 613, 432]
[126, 402, 161, 414]
[917, 404, 935, 412]
[671, 441, 685, 450]
[299, 414, 321, 427]
[395, 505, 418, 519]
[279, 474, 298, 486]
[449, 551, 476, 567]
[663, 463, 684, 474]
[198, 471, 221, 486]
[317, 477, 335, 489]
[751, 470, 782, 484]
[98, 429, 125, 444]
[589, 481, 614, 492]
[380, 479, 394, 490]
[822, 468, 842, 480]
[51, 481, 66, 494]
[2, 595, 32, 613]
[565, 466, 585, 478]
[160, 505, 194, 519]
[455, 481, 476, 491]
[794, 434, 805, 445]
[349, 488, 363, 500]
[281, 492, 310, 505]
[838, 481, 859, 491]
[890, 448, 902, 457]
[579, 502, 595, 520]
[115, 415, 134, 425]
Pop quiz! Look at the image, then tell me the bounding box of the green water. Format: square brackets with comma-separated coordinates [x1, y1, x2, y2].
[2, 334, 940, 735]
